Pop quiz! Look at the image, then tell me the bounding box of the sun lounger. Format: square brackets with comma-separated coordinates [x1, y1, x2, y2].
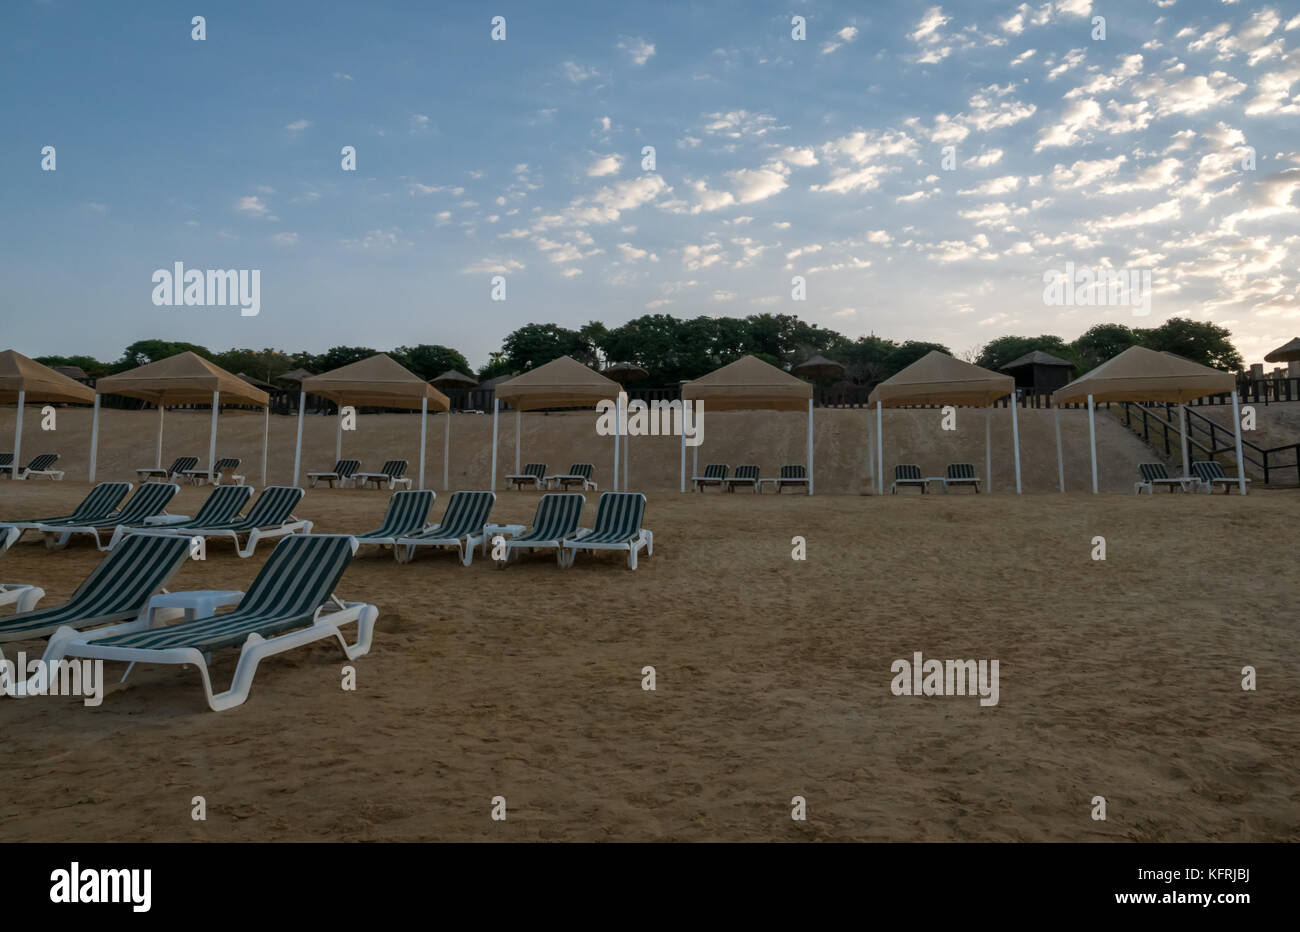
[354, 490, 435, 549]
[38, 483, 180, 551]
[133, 486, 310, 558]
[774, 464, 810, 493]
[1, 481, 132, 550]
[561, 492, 653, 570]
[44, 534, 378, 711]
[0, 534, 192, 678]
[546, 463, 597, 490]
[892, 464, 928, 494]
[0, 454, 10, 470]
[944, 463, 980, 493]
[137, 456, 198, 483]
[4, 453, 62, 480]
[726, 465, 760, 493]
[1135, 463, 1195, 494]
[507, 463, 547, 490]
[692, 464, 727, 492]
[354, 459, 411, 490]
[496, 492, 584, 568]
[307, 459, 361, 488]
[108, 484, 254, 549]
[394, 491, 495, 565]
[182, 457, 243, 486]
[1192, 460, 1251, 494]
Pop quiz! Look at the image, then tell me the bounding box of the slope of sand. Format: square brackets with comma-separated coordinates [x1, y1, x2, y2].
[1, 482, 1297, 842]
[1, 404, 1170, 494]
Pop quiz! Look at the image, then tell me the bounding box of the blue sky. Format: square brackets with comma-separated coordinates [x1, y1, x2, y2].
[2, 0, 1298, 369]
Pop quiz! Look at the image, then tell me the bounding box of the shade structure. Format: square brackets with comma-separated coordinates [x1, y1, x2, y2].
[867, 351, 1019, 494]
[237, 372, 277, 391]
[95, 351, 270, 485]
[1263, 337, 1300, 364]
[295, 354, 450, 490]
[681, 355, 816, 494]
[431, 369, 478, 389]
[490, 356, 621, 490]
[1050, 346, 1242, 494]
[278, 368, 315, 383]
[1, 350, 97, 480]
[602, 361, 649, 383]
[793, 354, 845, 380]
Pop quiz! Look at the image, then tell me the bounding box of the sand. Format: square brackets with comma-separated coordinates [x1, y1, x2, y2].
[1, 479, 1297, 842]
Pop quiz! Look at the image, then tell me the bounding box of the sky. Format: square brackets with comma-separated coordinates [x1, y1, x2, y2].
[2, 0, 1298, 371]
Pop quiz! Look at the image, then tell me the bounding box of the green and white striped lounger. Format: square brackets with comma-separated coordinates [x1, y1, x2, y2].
[891, 464, 927, 494]
[1, 527, 44, 613]
[108, 484, 254, 549]
[138, 486, 311, 558]
[355, 490, 435, 549]
[561, 492, 653, 570]
[507, 463, 547, 490]
[1, 481, 132, 550]
[38, 483, 180, 551]
[394, 490, 495, 565]
[355, 459, 411, 490]
[496, 492, 585, 568]
[1135, 463, 1192, 494]
[545, 463, 597, 490]
[137, 456, 198, 483]
[0, 454, 10, 470]
[6, 453, 62, 480]
[183, 457, 243, 486]
[774, 464, 811, 492]
[726, 465, 760, 493]
[46, 534, 379, 712]
[944, 463, 980, 492]
[692, 464, 727, 492]
[1, 534, 192, 684]
[307, 458, 361, 488]
[1192, 460, 1250, 494]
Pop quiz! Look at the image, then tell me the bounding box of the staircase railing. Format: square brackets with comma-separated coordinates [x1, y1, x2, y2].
[1118, 402, 1300, 486]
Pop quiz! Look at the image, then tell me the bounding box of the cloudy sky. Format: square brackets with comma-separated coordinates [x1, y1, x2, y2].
[3, 0, 1298, 369]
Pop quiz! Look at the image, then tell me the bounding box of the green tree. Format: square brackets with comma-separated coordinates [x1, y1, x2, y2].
[392, 344, 472, 381]
[33, 354, 110, 378]
[1138, 317, 1243, 371]
[976, 334, 1077, 373]
[887, 340, 952, 376]
[212, 347, 295, 381]
[314, 346, 378, 373]
[1070, 323, 1140, 373]
[500, 323, 588, 372]
[476, 352, 513, 382]
[118, 340, 212, 369]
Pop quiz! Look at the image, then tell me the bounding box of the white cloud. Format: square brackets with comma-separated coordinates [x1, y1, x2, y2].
[822, 25, 859, 54]
[562, 61, 600, 83]
[285, 119, 310, 132]
[236, 195, 270, 217]
[587, 155, 623, 177]
[272, 232, 299, 245]
[617, 37, 655, 65]
[461, 257, 525, 274]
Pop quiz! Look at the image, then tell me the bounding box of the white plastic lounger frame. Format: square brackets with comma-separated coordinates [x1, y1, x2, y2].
[0, 528, 44, 613]
[38, 483, 181, 551]
[393, 491, 495, 566]
[560, 492, 653, 570]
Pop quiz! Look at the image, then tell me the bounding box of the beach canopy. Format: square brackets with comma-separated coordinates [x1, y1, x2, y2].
[278, 367, 315, 382]
[293, 354, 450, 491]
[1, 350, 97, 480]
[432, 369, 478, 389]
[793, 354, 845, 380]
[867, 351, 1020, 494]
[92, 352, 270, 485]
[1263, 337, 1300, 364]
[602, 361, 649, 383]
[1000, 350, 1073, 370]
[1049, 346, 1243, 494]
[681, 355, 817, 493]
[489, 357, 623, 490]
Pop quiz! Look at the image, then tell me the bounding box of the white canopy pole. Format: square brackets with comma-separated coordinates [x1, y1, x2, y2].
[207, 391, 220, 483]
[443, 411, 450, 491]
[335, 409, 343, 463]
[261, 404, 269, 487]
[1087, 393, 1098, 494]
[490, 397, 499, 491]
[514, 407, 521, 476]
[155, 403, 165, 469]
[876, 400, 883, 495]
[1054, 405, 1065, 493]
[11, 390, 24, 479]
[1010, 395, 1022, 494]
[1231, 389, 1246, 495]
[679, 420, 685, 493]
[985, 405, 992, 494]
[1179, 404, 1189, 477]
[623, 392, 630, 492]
[88, 395, 101, 483]
[692, 436, 698, 489]
[613, 394, 621, 492]
[292, 391, 305, 486]
[807, 398, 815, 496]
[418, 396, 428, 490]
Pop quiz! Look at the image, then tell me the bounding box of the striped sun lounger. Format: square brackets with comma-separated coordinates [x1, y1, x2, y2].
[0, 534, 192, 685]
[944, 463, 980, 493]
[561, 492, 653, 570]
[507, 463, 547, 490]
[773, 464, 810, 493]
[183, 457, 243, 486]
[497, 492, 585, 568]
[108, 484, 254, 549]
[394, 491, 495, 566]
[1, 481, 132, 550]
[354, 490, 435, 549]
[5, 453, 62, 480]
[136, 486, 311, 558]
[355, 459, 411, 490]
[1192, 460, 1250, 494]
[545, 463, 597, 490]
[46, 534, 379, 712]
[0, 454, 10, 469]
[38, 483, 179, 551]
[308, 459, 361, 488]
[137, 456, 198, 483]
[1135, 463, 1194, 494]
[692, 464, 727, 492]
[891, 464, 928, 494]
[726, 465, 760, 493]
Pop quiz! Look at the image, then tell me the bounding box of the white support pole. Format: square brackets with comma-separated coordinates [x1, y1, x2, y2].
[443, 411, 450, 492]
[1010, 395, 1022, 494]
[292, 391, 305, 486]
[207, 391, 219, 483]
[1054, 406, 1065, 493]
[261, 405, 269, 488]
[88, 395, 100, 483]
[679, 422, 685, 493]
[623, 393, 630, 492]
[155, 403, 165, 469]
[985, 405, 992, 494]
[490, 398, 499, 491]
[1179, 404, 1189, 478]
[613, 393, 621, 492]
[807, 398, 815, 496]
[1087, 393, 1098, 494]
[1231, 390, 1246, 495]
[514, 407, 521, 476]
[692, 440, 698, 490]
[418, 397, 428, 490]
[11, 390, 24, 480]
[335, 411, 343, 463]
[876, 401, 883, 495]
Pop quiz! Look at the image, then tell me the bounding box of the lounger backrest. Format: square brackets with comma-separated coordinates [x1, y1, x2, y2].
[381, 460, 408, 478]
[372, 490, 435, 537]
[436, 491, 496, 538]
[1192, 461, 1226, 481]
[213, 457, 240, 471]
[947, 463, 976, 480]
[337, 459, 361, 478]
[230, 534, 355, 620]
[65, 534, 192, 616]
[523, 463, 546, 479]
[116, 482, 179, 521]
[703, 464, 727, 479]
[529, 493, 584, 539]
[780, 465, 806, 479]
[734, 465, 760, 480]
[242, 486, 305, 527]
[191, 485, 254, 525]
[25, 453, 58, 472]
[895, 464, 922, 481]
[169, 456, 199, 474]
[0, 453, 11, 468]
[1139, 463, 1169, 482]
[590, 492, 645, 541]
[567, 464, 593, 479]
[73, 482, 133, 520]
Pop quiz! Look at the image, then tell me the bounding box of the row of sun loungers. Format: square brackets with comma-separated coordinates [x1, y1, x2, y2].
[1, 453, 62, 480]
[1135, 461, 1250, 494]
[890, 463, 982, 494]
[506, 463, 598, 491]
[307, 458, 411, 489]
[692, 464, 810, 493]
